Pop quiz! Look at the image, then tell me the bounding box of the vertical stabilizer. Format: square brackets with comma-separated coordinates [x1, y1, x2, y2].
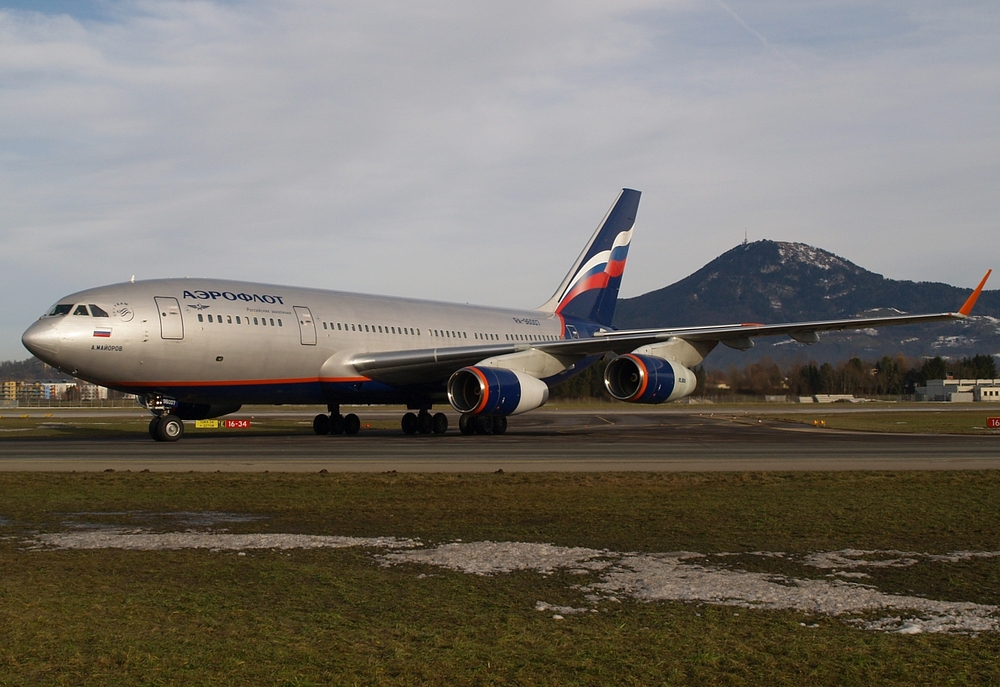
[537, 188, 640, 327]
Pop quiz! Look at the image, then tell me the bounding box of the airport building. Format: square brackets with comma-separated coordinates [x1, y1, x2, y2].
[915, 379, 1000, 402]
[0, 379, 127, 404]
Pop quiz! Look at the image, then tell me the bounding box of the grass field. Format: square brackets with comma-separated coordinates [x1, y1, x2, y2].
[771, 409, 1000, 434]
[2, 471, 1000, 685]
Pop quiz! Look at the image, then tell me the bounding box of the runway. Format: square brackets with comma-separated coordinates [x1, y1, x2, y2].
[1, 410, 998, 472]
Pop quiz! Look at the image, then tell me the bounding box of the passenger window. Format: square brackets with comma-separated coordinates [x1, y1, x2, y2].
[253, 317, 259, 325]
[208, 314, 213, 323]
[73, 305, 90, 316]
[236, 316, 241, 324]
[337, 323, 342, 330]
[278, 319, 282, 326]
[198, 314, 204, 322]
[227, 316, 232, 324]
[89, 305, 110, 317]
[270, 318, 275, 326]
[323, 322, 327, 330]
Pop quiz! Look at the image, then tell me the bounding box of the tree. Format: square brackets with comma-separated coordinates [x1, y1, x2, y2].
[919, 356, 948, 383]
[956, 354, 998, 380]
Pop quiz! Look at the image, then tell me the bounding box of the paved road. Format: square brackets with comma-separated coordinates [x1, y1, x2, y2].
[1, 411, 997, 472]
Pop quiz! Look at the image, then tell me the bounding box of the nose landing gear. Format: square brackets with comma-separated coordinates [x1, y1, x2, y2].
[149, 415, 185, 442]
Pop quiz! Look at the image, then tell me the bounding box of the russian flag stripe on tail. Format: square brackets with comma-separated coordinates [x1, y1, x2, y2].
[537, 188, 640, 328]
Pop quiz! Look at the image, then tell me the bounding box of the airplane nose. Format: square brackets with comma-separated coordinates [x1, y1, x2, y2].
[22, 320, 60, 360]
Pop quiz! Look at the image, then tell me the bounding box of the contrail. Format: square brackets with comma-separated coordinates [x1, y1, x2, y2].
[712, 0, 797, 67]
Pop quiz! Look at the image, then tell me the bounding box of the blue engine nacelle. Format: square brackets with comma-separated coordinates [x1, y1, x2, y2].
[603, 354, 697, 404]
[447, 367, 550, 416]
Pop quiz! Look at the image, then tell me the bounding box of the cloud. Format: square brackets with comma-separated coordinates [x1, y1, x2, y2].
[1, 1, 999, 359]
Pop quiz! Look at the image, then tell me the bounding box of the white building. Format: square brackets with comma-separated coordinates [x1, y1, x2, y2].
[916, 379, 1000, 402]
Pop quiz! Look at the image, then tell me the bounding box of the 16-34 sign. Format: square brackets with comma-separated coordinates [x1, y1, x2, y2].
[988, 418, 1000, 429]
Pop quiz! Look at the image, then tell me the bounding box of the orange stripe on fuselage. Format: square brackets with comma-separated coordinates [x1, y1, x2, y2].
[119, 376, 370, 388]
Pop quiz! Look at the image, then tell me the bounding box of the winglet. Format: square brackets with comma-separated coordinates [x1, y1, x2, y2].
[958, 269, 992, 316]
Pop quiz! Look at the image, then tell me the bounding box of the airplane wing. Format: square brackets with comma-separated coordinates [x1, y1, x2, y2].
[351, 270, 991, 385]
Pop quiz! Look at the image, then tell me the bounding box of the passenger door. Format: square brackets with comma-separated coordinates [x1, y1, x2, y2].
[293, 306, 317, 345]
[154, 297, 184, 340]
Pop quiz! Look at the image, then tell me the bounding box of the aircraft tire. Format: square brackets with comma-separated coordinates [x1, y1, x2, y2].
[432, 412, 448, 434]
[344, 413, 361, 435]
[459, 413, 475, 435]
[156, 415, 184, 442]
[330, 414, 346, 435]
[474, 415, 493, 435]
[313, 413, 332, 435]
[417, 411, 433, 434]
[401, 412, 418, 434]
[149, 417, 162, 441]
[491, 415, 508, 435]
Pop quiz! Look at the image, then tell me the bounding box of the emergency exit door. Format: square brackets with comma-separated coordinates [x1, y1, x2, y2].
[293, 306, 317, 345]
[154, 297, 184, 340]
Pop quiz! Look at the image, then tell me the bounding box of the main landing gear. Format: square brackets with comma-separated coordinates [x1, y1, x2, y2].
[149, 414, 184, 442]
[458, 413, 507, 435]
[313, 407, 361, 436]
[401, 410, 448, 435]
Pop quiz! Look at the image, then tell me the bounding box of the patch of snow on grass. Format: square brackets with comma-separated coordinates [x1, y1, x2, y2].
[31, 530, 418, 551]
[383, 544, 1000, 635]
[802, 549, 1000, 569]
[379, 541, 611, 575]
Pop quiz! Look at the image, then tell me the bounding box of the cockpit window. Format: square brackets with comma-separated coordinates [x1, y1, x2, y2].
[73, 305, 90, 316]
[89, 304, 110, 317]
[48, 304, 73, 316]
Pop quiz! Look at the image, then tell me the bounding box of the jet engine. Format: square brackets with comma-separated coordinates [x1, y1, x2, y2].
[447, 367, 550, 416]
[604, 354, 696, 404]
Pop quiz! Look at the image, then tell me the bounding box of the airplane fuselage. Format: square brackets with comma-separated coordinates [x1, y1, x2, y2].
[23, 278, 598, 408]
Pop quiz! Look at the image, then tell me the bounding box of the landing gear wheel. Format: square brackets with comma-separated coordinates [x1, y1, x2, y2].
[492, 415, 508, 435]
[149, 417, 161, 440]
[432, 412, 448, 434]
[330, 414, 346, 435]
[474, 415, 494, 435]
[401, 412, 418, 435]
[417, 411, 433, 435]
[313, 413, 332, 435]
[459, 413, 475, 435]
[156, 415, 184, 442]
[344, 413, 361, 435]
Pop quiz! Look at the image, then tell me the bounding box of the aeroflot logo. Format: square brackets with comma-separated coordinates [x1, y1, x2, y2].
[183, 290, 285, 305]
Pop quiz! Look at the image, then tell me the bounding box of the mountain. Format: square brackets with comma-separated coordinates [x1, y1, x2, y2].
[614, 240, 1000, 369]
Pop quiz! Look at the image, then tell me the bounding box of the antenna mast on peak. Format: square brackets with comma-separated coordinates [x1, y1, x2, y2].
[743, 229, 748, 246]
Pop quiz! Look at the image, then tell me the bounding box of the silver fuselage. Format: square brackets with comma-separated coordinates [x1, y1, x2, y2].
[22, 278, 572, 407]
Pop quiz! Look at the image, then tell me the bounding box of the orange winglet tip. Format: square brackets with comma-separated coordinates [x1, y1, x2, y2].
[958, 269, 992, 316]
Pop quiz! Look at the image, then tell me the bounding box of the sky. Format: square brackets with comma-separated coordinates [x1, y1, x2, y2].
[2, 0, 999, 360]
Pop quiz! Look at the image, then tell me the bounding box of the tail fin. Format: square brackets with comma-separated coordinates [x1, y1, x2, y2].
[537, 188, 640, 327]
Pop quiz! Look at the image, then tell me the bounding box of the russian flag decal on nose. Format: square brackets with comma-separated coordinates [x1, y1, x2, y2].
[93, 328, 112, 338]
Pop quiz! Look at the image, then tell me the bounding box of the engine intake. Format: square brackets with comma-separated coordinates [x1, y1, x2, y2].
[604, 354, 696, 404]
[447, 367, 549, 416]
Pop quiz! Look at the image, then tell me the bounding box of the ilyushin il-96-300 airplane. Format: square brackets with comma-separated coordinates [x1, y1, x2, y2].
[22, 189, 993, 442]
